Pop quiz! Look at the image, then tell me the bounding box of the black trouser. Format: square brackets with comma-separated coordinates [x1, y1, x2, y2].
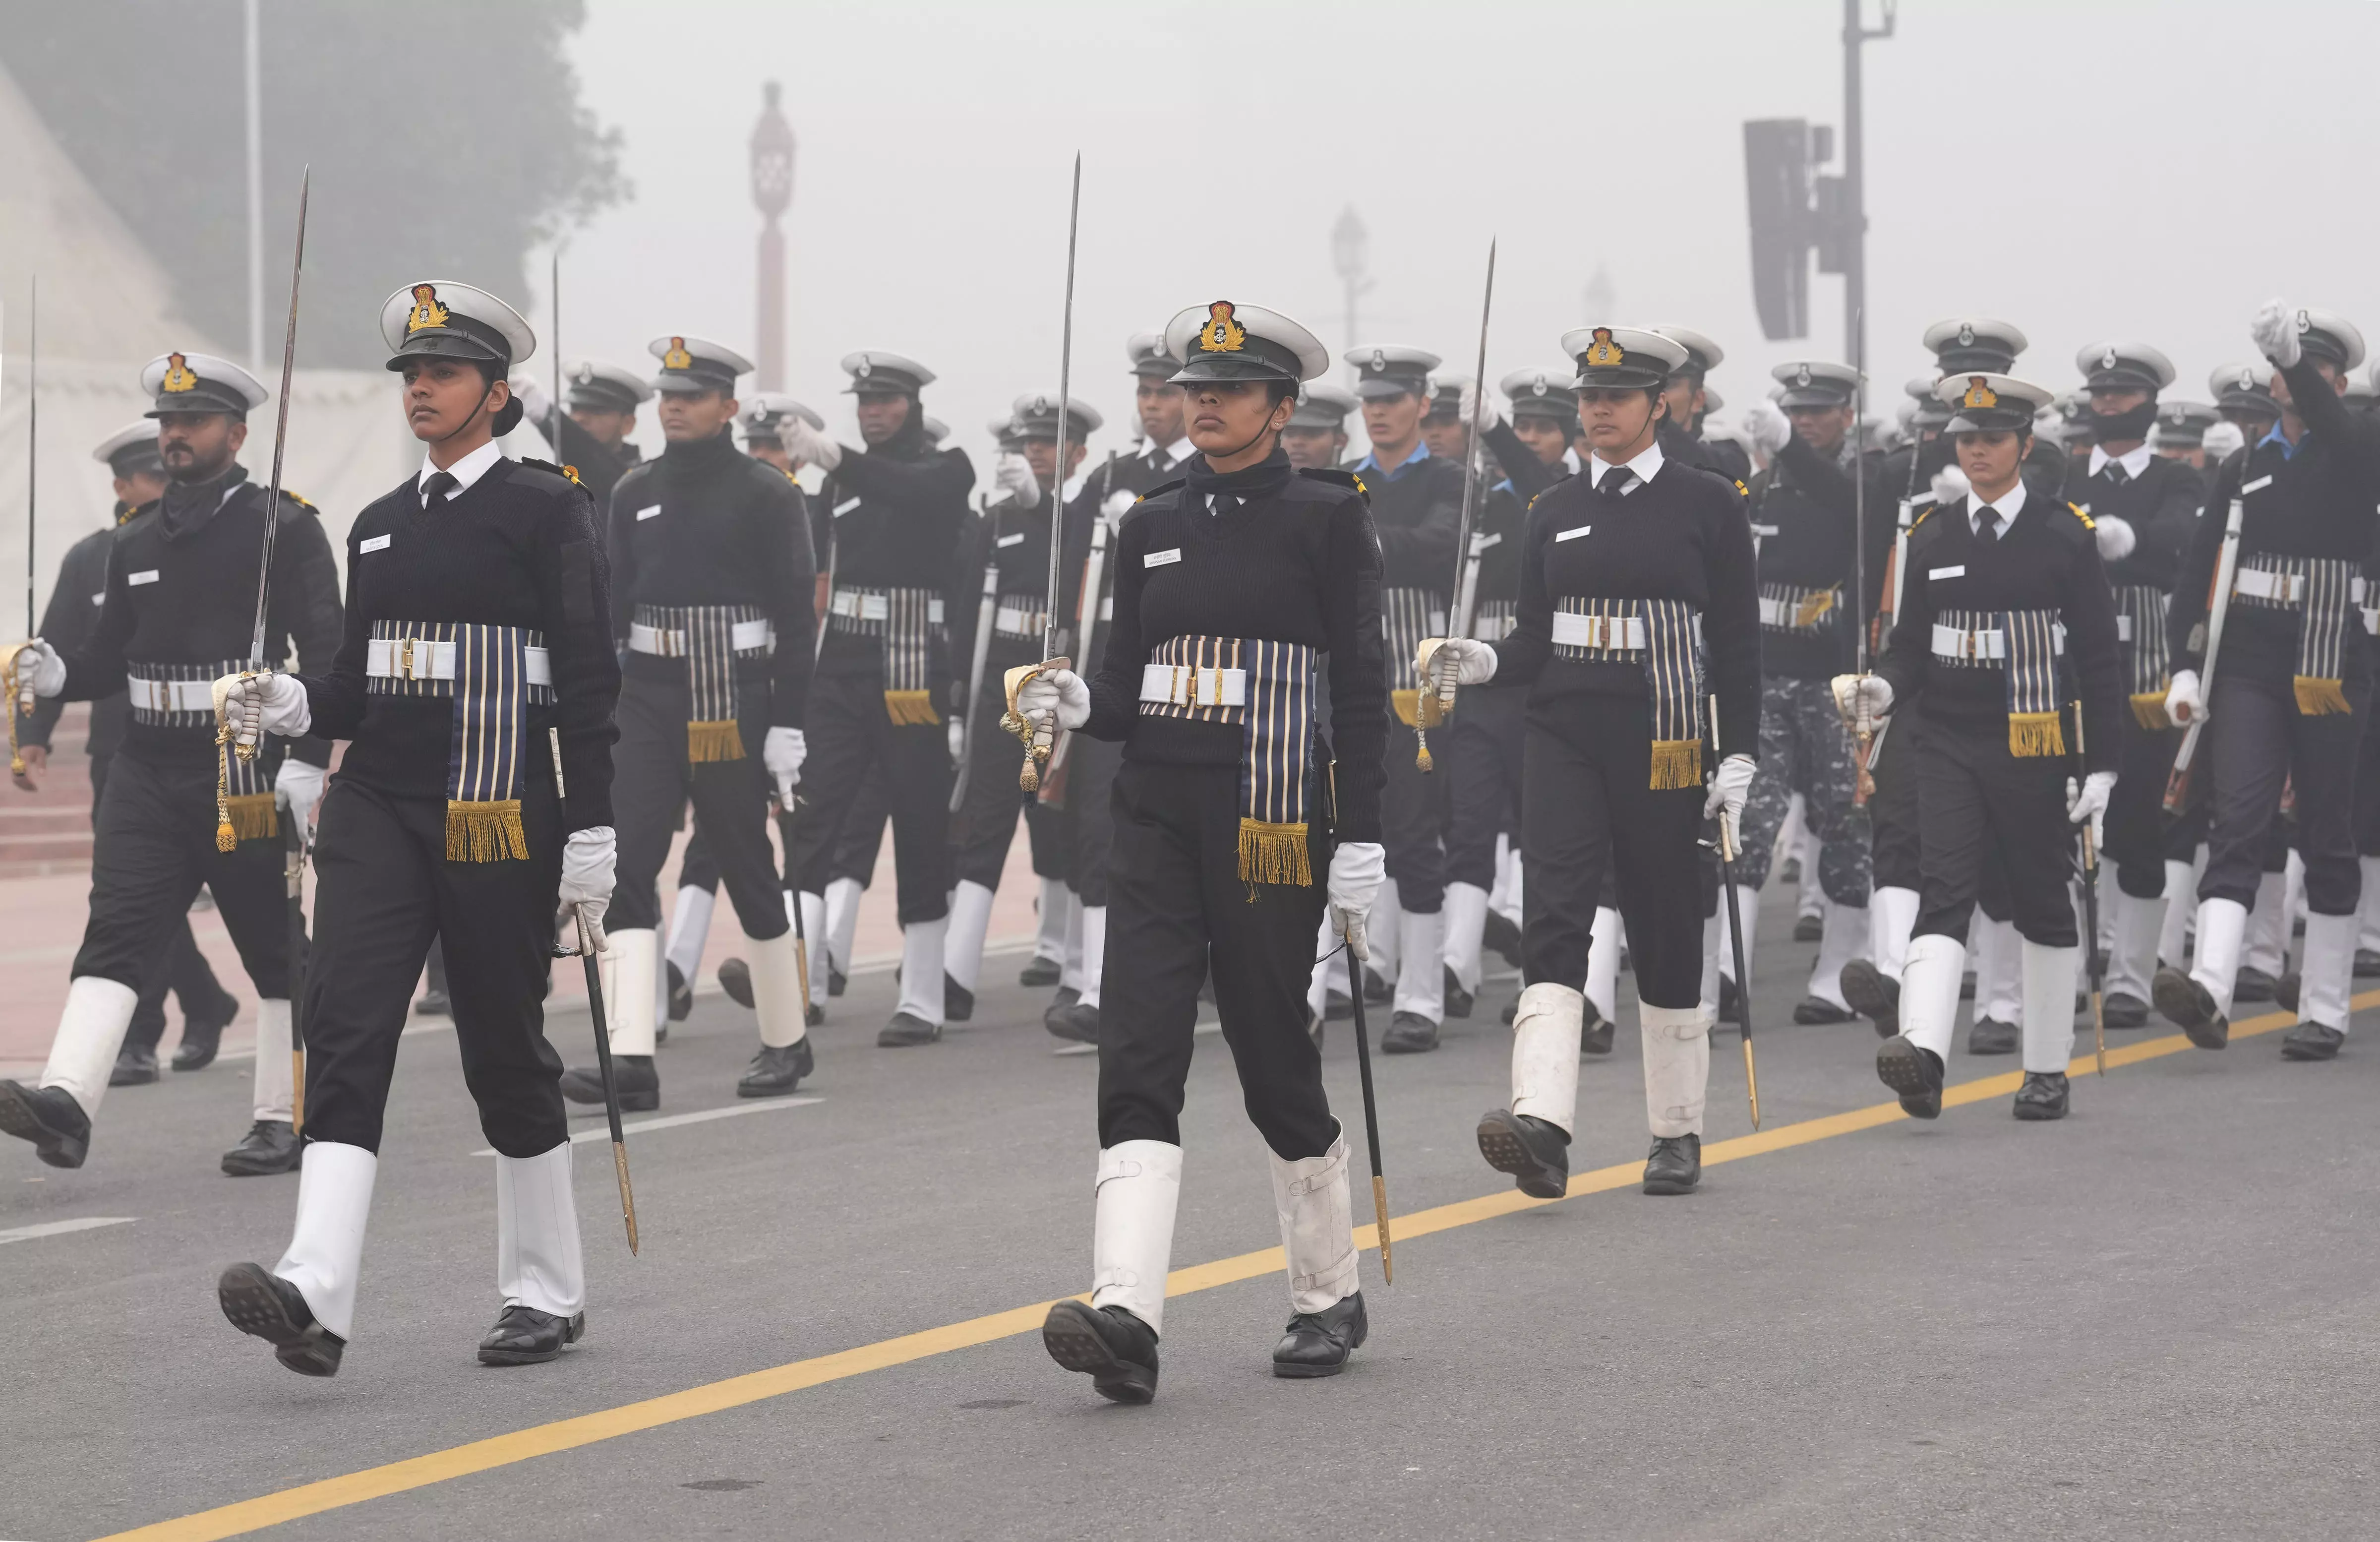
[1097, 760, 1335, 1161]
[1061, 733, 1121, 907]
[302, 778, 566, 1157]
[952, 672, 1070, 889]
[1912, 716, 2076, 947]
[2201, 670, 2367, 915]
[1380, 719, 1446, 914]
[90, 747, 235, 1053]
[2355, 684, 2380, 857]
[832, 774, 892, 886]
[75, 750, 287, 999]
[1441, 686, 1525, 892]
[1522, 694, 1707, 1009]
[609, 676, 787, 939]
[1868, 714, 1922, 892]
[790, 670, 951, 924]
[2104, 712, 2188, 899]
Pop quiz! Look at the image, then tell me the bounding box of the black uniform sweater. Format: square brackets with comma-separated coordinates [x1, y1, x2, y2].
[1358, 446, 1463, 591]
[25, 518, 128, 759]
[812, 417, 976, 709]
[2075, 450, 2202, 594]
[1748, 433, 1897, 681]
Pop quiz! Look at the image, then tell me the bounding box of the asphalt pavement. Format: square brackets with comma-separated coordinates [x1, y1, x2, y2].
[3, 886, 2376, 1542]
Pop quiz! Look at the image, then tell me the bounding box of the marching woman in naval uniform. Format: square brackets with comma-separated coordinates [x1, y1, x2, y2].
[214, 281, 620, 1374]
[1016, 300, 1386, 1400]
[1434, 326, 1759, 1201]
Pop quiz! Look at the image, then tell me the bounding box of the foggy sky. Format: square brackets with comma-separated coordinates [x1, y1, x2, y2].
[550, 0, 2380, 472]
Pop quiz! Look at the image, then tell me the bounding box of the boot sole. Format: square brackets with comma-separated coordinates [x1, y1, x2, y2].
[1475, 1111, 1566, 1200]
[217, 1263, 340, 1377]
[1580, 1019, 1614, 1057]
[2279, 1038, 2342, 1062]
[0, 1083, 87, 1168]
[221, 1149, 303, 1178]
[1839, 961, 1900, 1040]
[2152, 970, 2228, 1049]
[1874, 1040, 1943, 1120]
[1041, 1301, 1156, 1404]
[562, 1077, 658, 1111]
[2012, 1100, 2070, 1121]
[479, 1315, 584, 1366]
[736, 1079, 805, 1098]
[1642, 1167, 1701, 1196]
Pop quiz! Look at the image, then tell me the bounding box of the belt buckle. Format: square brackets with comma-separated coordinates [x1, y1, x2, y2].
[1963, 631, 1977, 661]
[398, 636, 419, 679]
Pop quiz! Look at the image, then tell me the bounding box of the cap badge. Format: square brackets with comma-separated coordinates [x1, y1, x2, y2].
[1962, 376, 1999, 411]
[2100, 345, 2119, 371]
[1530, 375, 1547, 397]
[1369, 348, 1387, 370]
[1957, 322, 1976, 346]
[406, 284, 449, 335]
[2295, 308, 2312, 335]
[662, 337, 694, 371]
[573, 362, 594, 384]
[1030, 394, 1050, 415]
[1795, 365, 1813, 387]
[161, 353, 199, 394]
[1199, 301, 1246, 355]
[1582, 328, 1625, 369]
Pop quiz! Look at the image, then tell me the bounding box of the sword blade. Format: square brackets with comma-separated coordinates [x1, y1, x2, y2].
[248, 166, 310, 666]
[1042, 153, 1081, 665]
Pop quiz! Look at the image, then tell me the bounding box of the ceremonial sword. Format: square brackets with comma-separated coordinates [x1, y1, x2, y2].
[2072, 700, 2108, 1077]
[1005, 155, 1080, 795]
[1850, 309, 1875, 801]
[3, 280, 36, 779]
[1415, 239, 1496, 773]
[1707, 694, 1761, 1130]
[1331, 760, 1393, 1283]
[550, 728, 639, 1253]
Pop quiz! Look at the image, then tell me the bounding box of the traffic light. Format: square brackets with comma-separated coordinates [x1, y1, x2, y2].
[1742, 118, 1849, 341]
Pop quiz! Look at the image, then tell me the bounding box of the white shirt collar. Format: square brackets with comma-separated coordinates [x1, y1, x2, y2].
[2088, 442, 2154, 481]
[1588, 437, 1665, 489]
[1159, 435, 1194, 468]
[1560, 445, 1583, 477]
[1061, 467, 1090, 502]
[416, 439, 507, 500]
[1971, 479, 2028, 532]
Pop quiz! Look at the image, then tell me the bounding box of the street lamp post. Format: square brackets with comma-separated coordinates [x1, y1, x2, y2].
[750, 82, 796, 391]
[1331, 206, 1372, 385]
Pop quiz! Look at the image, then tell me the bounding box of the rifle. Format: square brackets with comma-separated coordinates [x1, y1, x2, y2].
[1038, 450, 1123, 809]
[951, 494, 1000, 813]
[1415, 239, 1495, 772]
[283, 792, 308, 1133]
[1850, 311, 1874, 801]
[1854, 418, 1931, 799]
[3, 280, 35, 777]
[2164, 458, 2249, 812]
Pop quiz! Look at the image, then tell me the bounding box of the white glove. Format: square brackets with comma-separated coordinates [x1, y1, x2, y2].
[2202, 421, 2245, 460]
[1015, 667, 1090, 732]
[763, 725, 805, 806]
[1458, 382, 1497, 438]
[1742, 398, 1793, 456]
[1930, 464, 1971, 506]
[993, 451, 1040, 505]
[1328, 840, 1385, 962]
[1101, 488, 1136, 520]
[948, 714, 968, 764]
[274, 757, 327, 834]
[1703, 752, 1757, 842]
[558, 825, 617, 954]
[1433, 638, 1498, 685]
[2252, 298, 2302, 369]
[1831, 673, 1894, 732]
[10, 639, 64, 698]
[217, 669, 312, 737]
[781, 418, 842, 473]
[511, 375, 554, 427]
[2093, 514, 2136, 563]
[2165, 669, 2204, 726]
[2067, 770, 2116, 845]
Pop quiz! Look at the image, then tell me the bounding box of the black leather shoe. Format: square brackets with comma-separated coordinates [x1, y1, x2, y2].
[2153, 966, 2228, 1049]
[1324, 989, 1353, 1022]
[1793, 995, 1855, 1025]
[219, 1262, 344, 1377]
[1779, 856, 1802, 884]
[878, 1011, 942, 1047]
[805, 1001, 825, 1027]
[1309, 1012, 1325, 1049]
[1272, 1292, 1368, 1377]
[221, 1119, 301, 1176]
[1966, 1016, 2018, 1055]
[1720, 974, 1741, 1020]
[1482, 908, 1523, 970]
[0, 1081, 91, 1168]
[1642, 1132, 1702, 1195]
[829, 965, 848, 996]
[1476, 1108, 1568, 1199]
[1050, 985, 1080, 1013]
[477, 1304, 584, 1365]
[2012, 1070, 2069, 1120]
[1960, 970, 1975, 1001]
[110, 1045, 160, 1087]
[1875, 1035, 1944, 1119]
[1443, 966, 1474, 1019]
[946, 974, 975, 1023]
[415, 987, 451, 1017]
[1381, 1011, 1439, 1053]
[737, 1040, 813, 1096]
[1580, 1002, 1614, 1056]
[717, 957, 754, 1009]
[1018, 955, 1062, 987]
[2232, 964, 2277, 1003]
[172, 992, 239, 1071]
[666, 962, 694, 1022]
[2356, 947, 2380, 979]
[1042, 1299, 1158, 1404]
[2280, 1021, 2346, 1061]
[1045, 999, 1099, 1045]
[562, 1054, 659, 1111]
[2102, 990, 2149, 1029]
[1362, 966, 1393, 1004]
[2273, 973, 2301, 1016]
[1501, 997, 1517, 1025]
[1794, 912, 1824, 943]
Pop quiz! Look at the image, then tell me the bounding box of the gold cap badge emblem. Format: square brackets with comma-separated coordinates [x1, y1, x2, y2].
[161, 353, 198, 393]
[1583, 328, 1624, 369]
[1198, 301, 1246, 355]
[663, 337, 694, 371]
[1962, 376, 1999, 410]
[406, 284, 449, 334]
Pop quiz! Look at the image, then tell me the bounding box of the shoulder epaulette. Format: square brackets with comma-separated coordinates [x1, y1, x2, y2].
[1296, 466, 1368, 501]
[278, 489, 315, 511]
[1141, 477, 1186, 501]
[517, 456, 582, 487]
[1734, 479, 1750, 499]
[2068, 500, 2095, 530]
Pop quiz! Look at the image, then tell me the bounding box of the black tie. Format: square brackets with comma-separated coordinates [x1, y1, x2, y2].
[1977, 506, 2003, 542]
[2105, 463, 2131, 487]
[421, 471, 459, 511]
[1600, 468, 1637, 501]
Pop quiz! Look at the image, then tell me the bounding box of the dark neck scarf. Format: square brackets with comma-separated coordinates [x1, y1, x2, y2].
[161, 462, 246, 538]
[1183, 447, 1294, 504]
[660, 428, 742, 479]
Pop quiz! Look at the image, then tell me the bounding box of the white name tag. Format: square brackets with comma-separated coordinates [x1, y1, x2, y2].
[996, 532, 1025, 548]
[635, 504, 662, 522]
[1472, 531, 1502, 553]
[1556, 525, 1592, 543]
[2241, 475, 2273, 495]
[1750, 523, 1779, 538]
[90, 592, 105, 606]
[833, 496, 862, 517]
[127, 569, 160, 586]
[1929, 565, 1964, 579]
[1145, 548, 1182, 567]
[359, 534, 392, 554]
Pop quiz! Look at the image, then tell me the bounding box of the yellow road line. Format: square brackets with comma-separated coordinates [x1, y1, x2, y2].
[95, 995, 2345, 1542]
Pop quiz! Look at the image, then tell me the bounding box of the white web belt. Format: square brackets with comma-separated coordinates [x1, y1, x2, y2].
[365, 637, 553, 685]
[628, 618, 773, 657]
[1931, 622, 2065, 663]
[1139, 663, 1247, 708]
[1550, 612, 1648, 651]
[124, 676, 217, 714]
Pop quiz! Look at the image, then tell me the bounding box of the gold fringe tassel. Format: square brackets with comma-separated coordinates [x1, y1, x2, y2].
[1793, 591, 1836, 627]
[687, 720, 746, 763]
[224, 793, 279, 845]
[2008, 711, 2066, 758]
[2295, 675, 2352, 716]
[446, 799, 530, 863]
[2130, 691, 2172, 732]
[1648, 739, 1702, 790]
[1236, 819, 1313, 888]
[1390, 688, 1422, 728]
[883, 689, 942, 727]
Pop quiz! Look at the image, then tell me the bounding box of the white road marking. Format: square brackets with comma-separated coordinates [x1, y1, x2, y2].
[0, 1216, 133, 1245]
[474, 1097, 822, 1155]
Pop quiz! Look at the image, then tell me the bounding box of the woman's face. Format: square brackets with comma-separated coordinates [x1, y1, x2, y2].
[403, 358, 504, 443]
[1512, 415, 1571, 466]
[1184, 379, 1290, 456]
[1955, 428, 2024, 491]
[1574, 387, 1663, 456]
